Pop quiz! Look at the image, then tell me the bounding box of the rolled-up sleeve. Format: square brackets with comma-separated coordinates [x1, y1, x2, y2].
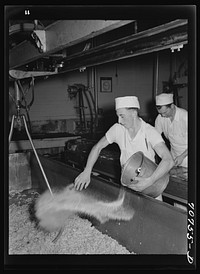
[146, 124, 164, 149]
[105, 123, 118, 144]
[155, 115, 163, 134]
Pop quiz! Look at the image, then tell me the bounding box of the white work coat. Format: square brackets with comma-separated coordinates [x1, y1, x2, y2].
[155, 106, 188, 168]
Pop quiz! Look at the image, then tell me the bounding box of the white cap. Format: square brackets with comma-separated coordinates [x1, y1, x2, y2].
[156, 93, 173, 106]
[115, 96, 140, 110]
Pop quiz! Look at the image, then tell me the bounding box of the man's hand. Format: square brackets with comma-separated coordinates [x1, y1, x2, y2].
[74, 170, 91, 191]
[174, 154, 185, 166]
[74, 136, 109, 191]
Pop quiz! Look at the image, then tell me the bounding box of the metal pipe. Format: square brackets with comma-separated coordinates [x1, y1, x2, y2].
[22, 115, 53, 197]
[94, 67, 98, 118]
[34, 20, 38, 30]
[155, 52, 159, 96]
[79, 89, 86, 130]
[78, 89, 83, 128]
[23, 114, 64, 243]
[82, 88, 93, 134]
[9, 115, 15, 144]
[91, 66, 98, 128]
[87, 88, 98, 132]
[14, 81, 20, 102]
[134, 20, 138, 34]
[17, 79, 33, 134]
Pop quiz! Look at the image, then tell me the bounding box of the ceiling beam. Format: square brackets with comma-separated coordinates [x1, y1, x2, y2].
[58, 19, 188, 73]
[9, 20, 134, 69]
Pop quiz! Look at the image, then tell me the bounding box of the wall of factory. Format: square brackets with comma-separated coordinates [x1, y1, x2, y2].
[9, 70, 90, 134]
[20, 71, 88, 120]
[157, 46, 188, 110]
[97, 47, 188, 114]
[9, 45, 188, 135]
[97, 53, 155, 128]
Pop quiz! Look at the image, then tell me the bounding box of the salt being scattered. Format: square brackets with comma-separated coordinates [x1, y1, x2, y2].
[35, 184, 134, 232]
[8, 190, 135, 254]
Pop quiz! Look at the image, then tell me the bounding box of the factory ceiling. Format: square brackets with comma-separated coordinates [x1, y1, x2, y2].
[8, 18, 188, 80]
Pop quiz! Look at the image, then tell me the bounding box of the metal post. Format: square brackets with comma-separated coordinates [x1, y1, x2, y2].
[22, 115, 53, 197]
[155, 52, 159, 96]
[9, 115, 16, 144]
[22, 115, 65, 243]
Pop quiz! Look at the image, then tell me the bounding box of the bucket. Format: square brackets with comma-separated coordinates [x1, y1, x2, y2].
[121, 151, 169, 198]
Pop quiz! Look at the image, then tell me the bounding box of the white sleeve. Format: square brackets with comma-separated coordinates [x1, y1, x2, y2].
[105, 123, 118, 144]
[155, 115, 163, 134]
[183, 109, 188, 131]
[147, 124, 165, 149]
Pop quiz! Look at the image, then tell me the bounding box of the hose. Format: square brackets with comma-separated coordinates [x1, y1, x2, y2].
[87, 88, 98, 130]
[78, 88, 83, 127]
[82, 88, 93, 134]
[79, 88, 87, 131]
[81, 89, 87, 130]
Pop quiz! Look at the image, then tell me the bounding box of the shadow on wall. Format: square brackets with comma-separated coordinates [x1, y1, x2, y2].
[145, 99, 158, 126]
[98, 108, 118, 132]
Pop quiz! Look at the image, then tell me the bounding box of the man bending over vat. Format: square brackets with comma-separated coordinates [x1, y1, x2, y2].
[74, 96, 174, 201]
[155, 93, 188, 180]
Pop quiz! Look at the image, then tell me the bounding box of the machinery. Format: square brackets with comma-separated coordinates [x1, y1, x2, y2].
[64, 138, 121, 182]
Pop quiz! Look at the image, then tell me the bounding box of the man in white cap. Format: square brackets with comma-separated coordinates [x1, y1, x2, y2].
[155, 93, 188, 169]
[74, 95, 174, 201]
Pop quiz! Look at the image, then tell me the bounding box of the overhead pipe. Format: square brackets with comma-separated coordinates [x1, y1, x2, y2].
[155, 52, 159, 96]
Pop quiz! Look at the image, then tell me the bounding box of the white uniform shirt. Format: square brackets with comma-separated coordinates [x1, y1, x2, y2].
[105, 118, 164, 166]
[155, 106, 188, 167]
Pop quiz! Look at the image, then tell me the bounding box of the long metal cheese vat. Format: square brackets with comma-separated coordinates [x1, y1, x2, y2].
[30, 152, 187, 254]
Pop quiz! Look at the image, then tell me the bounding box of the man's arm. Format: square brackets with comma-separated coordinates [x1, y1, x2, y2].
[154, 115, 163, 134]
[74, 136, 109, 190]
[149, 142, 175, 184]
